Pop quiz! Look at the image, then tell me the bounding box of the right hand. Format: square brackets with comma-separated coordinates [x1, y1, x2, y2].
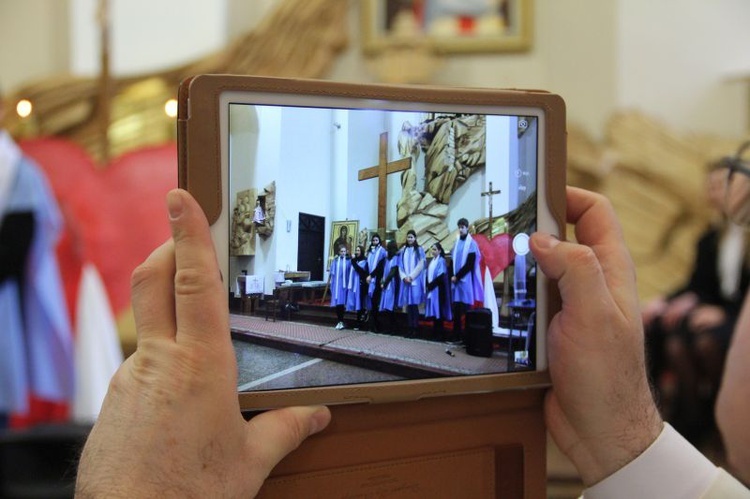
[530, 187, 662, 487]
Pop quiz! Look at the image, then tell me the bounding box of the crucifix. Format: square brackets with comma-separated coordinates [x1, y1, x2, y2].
[481, 181, 502, 238]
[358, 132, 412, 230]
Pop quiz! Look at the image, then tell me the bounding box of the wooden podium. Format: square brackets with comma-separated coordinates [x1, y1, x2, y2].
[257, 388, 547, 498]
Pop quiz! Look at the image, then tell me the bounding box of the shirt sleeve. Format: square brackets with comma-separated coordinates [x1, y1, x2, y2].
[702, 469, 750, 497]
[583, 423, 722, 499]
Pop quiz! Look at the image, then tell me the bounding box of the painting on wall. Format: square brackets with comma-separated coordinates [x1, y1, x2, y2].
[328, 220, 360, 265]
[230, 188, 257, 256]
[363, 228, 397, 249]
[361, 0, 533, 55]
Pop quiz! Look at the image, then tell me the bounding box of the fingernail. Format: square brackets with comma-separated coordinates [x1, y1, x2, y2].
[533, 232, 559, 250]
[167, 190, 184, 220]
[309, 406, 332, 435]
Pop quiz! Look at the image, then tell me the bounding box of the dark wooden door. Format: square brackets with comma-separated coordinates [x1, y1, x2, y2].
[297, 213, 325, 281]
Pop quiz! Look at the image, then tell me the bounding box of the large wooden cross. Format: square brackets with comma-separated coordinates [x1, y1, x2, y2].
[358, 132, 411, 230]
[481, 181, 502, 238]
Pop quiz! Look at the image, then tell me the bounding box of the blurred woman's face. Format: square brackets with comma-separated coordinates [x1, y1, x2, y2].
[706, 168, 728, 213]
[430, 245, 439, 258]
[355, 247, 361, 257]
[406, 234, 415, 245]
[725, 168, 750, 226]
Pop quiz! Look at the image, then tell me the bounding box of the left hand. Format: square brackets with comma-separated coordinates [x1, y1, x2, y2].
[660, 292, 698, 331]
[76, 189, 331, 498]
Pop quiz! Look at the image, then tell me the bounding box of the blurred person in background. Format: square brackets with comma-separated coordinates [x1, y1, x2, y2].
[643, 160, 750, 443]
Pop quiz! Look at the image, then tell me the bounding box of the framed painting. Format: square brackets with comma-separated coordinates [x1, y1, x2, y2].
[328, 220, 360, 264]
[361, 0, 533, 55]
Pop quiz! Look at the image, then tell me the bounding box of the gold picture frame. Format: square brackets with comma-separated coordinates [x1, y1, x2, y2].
[361, 0, 533, 55]
[328, 220, 360, 265]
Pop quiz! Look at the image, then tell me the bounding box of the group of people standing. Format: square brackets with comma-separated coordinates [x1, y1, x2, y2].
[328, 218, 485, 342]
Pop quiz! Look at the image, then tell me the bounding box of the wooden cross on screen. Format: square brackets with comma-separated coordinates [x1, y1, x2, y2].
[358, 132, 412, 230]
[481, 181, 502, 238]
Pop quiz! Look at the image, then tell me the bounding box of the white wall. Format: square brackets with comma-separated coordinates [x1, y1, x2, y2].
[331, 1, 618, 140]
[347, 110, 389, 231]
[331, 0, 750, 139]
[251, 105, 283, 294]
[228, 104, 259, 286]
[485, 115, 512, 218]
[3, 1, 750, 137]
[276, 106, 334, 272]
[68, 0, 227, 77]
[0, 0, 69, 91]
[331, 109, 350, 224]
[617, 0, 750, 136]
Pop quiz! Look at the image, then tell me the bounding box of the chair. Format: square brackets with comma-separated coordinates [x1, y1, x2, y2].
[264, 293, 280, 322]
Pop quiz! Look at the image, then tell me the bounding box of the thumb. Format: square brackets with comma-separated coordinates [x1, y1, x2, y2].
[530, 231, 609, 309]
[246, 405, 331, 471]
[529, 232, 562, 277]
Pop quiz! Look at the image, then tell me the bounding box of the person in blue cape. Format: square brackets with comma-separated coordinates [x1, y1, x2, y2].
[346, 245, 369, 330]
[365, 233, 387, 332]
[329, 244, 350, 330]
[379, 240, 401, 334]
[425, 242, 452, 341]
[450, 217, 484, 343]
[398, 230, 426, 338]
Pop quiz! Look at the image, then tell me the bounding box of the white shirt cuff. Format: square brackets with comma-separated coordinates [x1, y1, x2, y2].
[583, 423, 719, 499]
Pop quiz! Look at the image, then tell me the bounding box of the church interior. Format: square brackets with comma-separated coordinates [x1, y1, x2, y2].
[2, 0, 750, 496]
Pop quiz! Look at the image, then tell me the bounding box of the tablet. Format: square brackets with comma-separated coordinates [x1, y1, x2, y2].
[177, 75, 565, 410]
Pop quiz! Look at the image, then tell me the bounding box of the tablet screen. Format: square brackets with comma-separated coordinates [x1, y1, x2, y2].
[223, 94, 545, 394]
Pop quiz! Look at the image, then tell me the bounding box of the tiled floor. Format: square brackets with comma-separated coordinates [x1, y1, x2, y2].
[233, 340, 404, 391]
[231, 314, 514, 377]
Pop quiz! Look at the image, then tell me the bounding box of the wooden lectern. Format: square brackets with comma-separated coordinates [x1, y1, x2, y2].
[257, 389, 546, 498]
